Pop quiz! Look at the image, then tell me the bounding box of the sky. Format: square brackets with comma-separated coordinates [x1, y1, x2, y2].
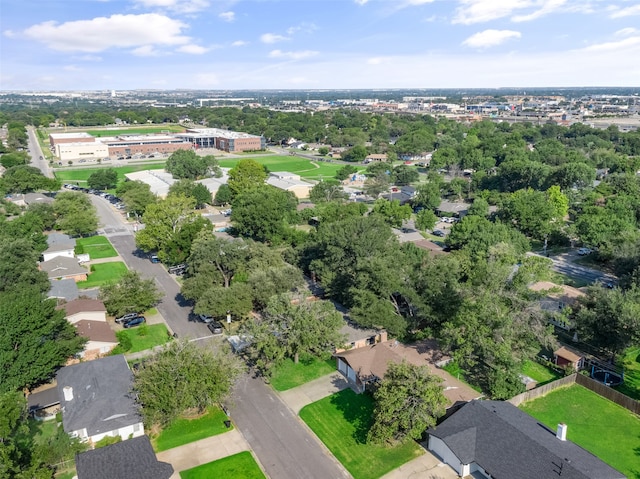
[1, 0, 640, 91]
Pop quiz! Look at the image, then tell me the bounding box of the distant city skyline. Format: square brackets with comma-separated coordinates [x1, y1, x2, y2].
[2, 0, 640, 91]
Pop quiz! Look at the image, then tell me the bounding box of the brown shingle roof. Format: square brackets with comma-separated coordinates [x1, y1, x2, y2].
[554, 346, 583, 363]
[75, 320, 117, 344]
[58, 299, 106, 317]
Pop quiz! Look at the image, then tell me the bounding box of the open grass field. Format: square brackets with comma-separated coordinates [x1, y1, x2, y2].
[269, 357, 336, 391]
[77, 261, 128, 289]
[153, 406, 232, 452]
[218, 156, 344, 181]
[84, 126, 186, 137]
[113, 324, 171, 355]
[74, 235, 117, 259]
[520, 384, 640, 478]
[521, 360, 562, 385]
[180, 452, 266, 479]
[54, 163, 166, 186]
[299, 389, 423, 479]
[615, 347, 640, 400]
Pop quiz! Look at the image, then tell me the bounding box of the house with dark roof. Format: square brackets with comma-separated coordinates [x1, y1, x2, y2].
[43, 233, 76, 262]
[427, 400, 625, 479]
[39, 256, 88, 282]
[334, 340, 480, 408]
[56, 355, 144, 444]
[75, 435, 173, 479]
[48, 278, 80, 302]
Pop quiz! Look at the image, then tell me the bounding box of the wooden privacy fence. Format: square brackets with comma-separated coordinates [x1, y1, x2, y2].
[508, 372, 640, 416]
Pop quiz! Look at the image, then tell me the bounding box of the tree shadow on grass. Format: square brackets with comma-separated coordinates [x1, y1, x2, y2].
[329, 389, 374, 444]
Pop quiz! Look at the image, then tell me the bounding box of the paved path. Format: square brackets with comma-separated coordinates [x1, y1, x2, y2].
[156, 429, 255, 478]
[229, 372, 351, 479]
[277, 371, 349, 414]
[379, 448, 458, 479]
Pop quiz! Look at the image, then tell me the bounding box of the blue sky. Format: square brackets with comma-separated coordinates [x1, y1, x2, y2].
[1, 0, 639, 91]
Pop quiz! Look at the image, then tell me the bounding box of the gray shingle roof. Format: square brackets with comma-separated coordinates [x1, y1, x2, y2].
[39, 256, 88, 279]
[56, 355, 142, 437]
[75, 435, 173, 479]
[428, 400, 626, 479]
[47, 232, 75, 247]
[48, 278, 80, 301]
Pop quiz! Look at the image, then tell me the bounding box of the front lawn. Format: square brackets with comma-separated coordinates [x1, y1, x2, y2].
[521, 360, 562, 386]
[180, 452, 265, 479]
[74, 235, 117, 259]
[153, 406, 231, 452]
[615, 347, 640, 400]
[299, 389, 423, 479]
[77, 262, 128, 289]
[520, 384, 640, 478]
[112, 324, 171, 354]
[270, 357, 336, 392]
[54, 163, 165, 186]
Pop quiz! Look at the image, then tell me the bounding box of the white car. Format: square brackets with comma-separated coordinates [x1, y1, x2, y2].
[578, 247, 592, 256]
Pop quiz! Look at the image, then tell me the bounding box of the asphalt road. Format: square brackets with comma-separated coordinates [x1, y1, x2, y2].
[26, 126, 53, 178]
[229, 372, 350, 479]
[527, 251, 616, 285]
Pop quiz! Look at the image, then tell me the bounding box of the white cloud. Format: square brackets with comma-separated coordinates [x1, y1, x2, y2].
[453, 0, 532, 25]
[581, 35, 640, 52]
[131, 45, 162, 56]
[23, 14, 190, 52]
[231, 40, 248, 47]
[286, 23, 318, 35]
[511, 0, 566, 22]
[260, 33, 289, 44]
[354, 0, 369, 5]
[3, 30, 15, 38]
[615, 27, 638, 37]
[268, 49, 318, 60]
[131, 0, 210, 14]
[72, 54, 103, 61]
[462, 29, 521, 48]
[609, 4, 640, 18]
[176, 44, 209, 54]
[219, 11, 235, 22]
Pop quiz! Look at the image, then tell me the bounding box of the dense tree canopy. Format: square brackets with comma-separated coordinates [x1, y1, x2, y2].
[116, 180, 157, 217]
[87, 168, 117, 190]
[168, 179, 213, 209]
[165, 150, 220, 180]
[231, 186, 297, 243]
[99, 270, 162, 317]
[52, 191, 98, 237]
[227, 159, 268, 197]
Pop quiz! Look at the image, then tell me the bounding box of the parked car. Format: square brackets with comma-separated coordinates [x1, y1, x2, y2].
[123, 316, 146, 328]
[207, 321, 224, 335]
[432, 229, 445, 237]
[115, 312, 140, 324]
[150, 254, 160, 263]
[168, 264, 187, 275]
[578, 247, 593, 256]
[197, 313, 214, 323]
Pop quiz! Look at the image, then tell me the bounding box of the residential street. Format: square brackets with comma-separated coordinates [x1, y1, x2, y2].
[26, 126, 53, 178]
[527, 251, 616, 286]
[229, 372, 351, 479]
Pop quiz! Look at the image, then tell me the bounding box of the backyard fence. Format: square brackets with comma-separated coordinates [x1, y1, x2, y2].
[508, 372, 640, 416]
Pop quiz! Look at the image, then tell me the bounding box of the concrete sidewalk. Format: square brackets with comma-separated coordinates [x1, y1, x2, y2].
[277, 371, 349, 414]
[156, 429, 255, 478]
[379, 446, 458, 479]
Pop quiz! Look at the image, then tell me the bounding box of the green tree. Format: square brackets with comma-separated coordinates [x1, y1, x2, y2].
[87, 168, 118, 190]
[0, 237, 48, 294]
[341, 145, 367, 162]
[232, 186, 297, 243]
[116, 180, 157, 217]
[133, 340, 243, 427]
[213, 184, 233, 206]
[318, 146, 330, 155]
[363, 172, 390, 198]
[0, 151, 29, 169]
[372, 199, 412, 228]
[99, 270, 162, 317]
[335, 164, 359, 181]
[367, 362, 446, 444]
[413, 180, 442, 211]
[0, 288, 85, 393]
[165, 150, 220, 180]
[53, 191, 98, 237]
[415, 209, 438, 231]
[499, 188, 557, 239]
[392, 165, 419, 186]
[446, 215, 530, 259]
[309, 180, 347, 203]
[169, 180, 213, 209]
[227, 159, 268, 197]
[467, 197, 489, 217]
[0, 165, 60, 193]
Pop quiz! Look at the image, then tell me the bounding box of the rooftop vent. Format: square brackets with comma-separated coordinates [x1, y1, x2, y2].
[63, 386, 74, 401]
[556, 423, 567, 441]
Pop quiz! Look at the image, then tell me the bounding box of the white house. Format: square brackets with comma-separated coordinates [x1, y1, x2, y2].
[57, 298, 107, 324]
[43, 233, 76, 262]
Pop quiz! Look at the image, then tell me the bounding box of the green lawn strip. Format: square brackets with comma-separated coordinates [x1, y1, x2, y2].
[218, 156, 342, 181]
[299, 389, 423, 479]
[83, 126, 186, 136]
[113, 324, 171, 354]
[180, 452, 265, 479]
[74, 235, 117, 259]
[153, 406, 231, 452]
[270, 357, 336, 391]
[77, 262, 128, 289]
[614, 347, 640, 400]
[520, 384, 640, 478]
[54, 163, 166, 185]
[521, 360, 562, 385]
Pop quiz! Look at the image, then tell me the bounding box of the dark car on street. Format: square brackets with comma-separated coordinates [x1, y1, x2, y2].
[432, 229, 446, 237]
[207, 321, 224, 335]
[115, 312, 140, 324]
[123, 316, 146, 328]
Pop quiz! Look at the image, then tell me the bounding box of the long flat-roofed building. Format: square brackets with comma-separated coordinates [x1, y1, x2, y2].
[49, 132, 95, 147]
[101, 134, 192, 157]
[177, 128, 266, 153]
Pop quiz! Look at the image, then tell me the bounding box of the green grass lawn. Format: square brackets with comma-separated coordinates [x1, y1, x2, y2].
[442, 361, 483, 393]
[77, 261, 127, 289]
[153, 406, 232, 452]
[54, 163, 166, 186]
[520, 384, 640, 478]
[299, 389, 423, 479]
[74, 235, 117, 259]
[83, 126, 186, 137]
[615, 347, 640, 400]
[112, 323, 171, 354]
[521, 360, 562, 385]
[218, 156, 343, 181]
[270, 357, 336, 391]
[180, 452, 265, 479]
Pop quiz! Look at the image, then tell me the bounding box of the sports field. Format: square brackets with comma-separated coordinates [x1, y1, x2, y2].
[54, 163, 166, 186]
[218, 156, 344, 181]
[84, 126, 186, 137]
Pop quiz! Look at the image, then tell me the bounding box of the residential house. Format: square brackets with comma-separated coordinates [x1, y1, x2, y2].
[413, 239, 447, 255]
[364, 153, 387, 164]
[437, 200, 470, 218]
[73, 320, 118, 360]
[48, 278, 80, 302]
[39, 256, 88, 282]
[75, 435, 173, 479]
[398, 152, 433, 163]
[336, 320, 387, 353]
[43, 233, 76, 262]
[266, 171, 314, 199]
[27, 383, 60, 418]
[529, 281, 586, 330]
[56, 355, 144, 443]
[334, 340, 480, 408]
[7, 192, 54, 208]
[427, 400, 625, 479]
[382, 185, 417, 205]
[57, 299, 107, 324]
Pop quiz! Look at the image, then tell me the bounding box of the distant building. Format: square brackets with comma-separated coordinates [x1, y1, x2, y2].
[266, 171, 314, 198]
[102, 134, 192, 157]
[177, 128, 266, 152]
